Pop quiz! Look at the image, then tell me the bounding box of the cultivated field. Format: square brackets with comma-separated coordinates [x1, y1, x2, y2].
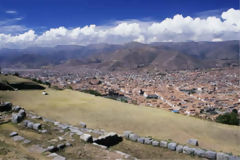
[0, 87, 239, 155]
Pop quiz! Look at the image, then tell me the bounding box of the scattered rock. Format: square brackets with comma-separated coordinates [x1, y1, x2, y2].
[160, 141, 168, 148]
[65, 142, 72, 147]
[123, 131, 132, 138]
[144, 137, 152, 145]
[79, 122, 87, 128]
[12, 109, 26, 123]
[46, 146, 58, 153]
[137, 137, 145, 144]
[13, 135, 24, 142]
[183, 146, 195, 155]
[203, 150, 217, 159]
[168, 142, 177, 151]
[129, 133, 139, 142]
[80, 134, 93, 143]
[92, 143, 108, 149]
[187, 138, 199, 146]
[176, 145, 183, 153]
[152, 140, 160, 147]
[40, 129, 48, 133]
[23, 139, 31, 144]
[115, 150, 131, 159]
[9, 132, 18, 137]
[28, 144, 45, 153]
[47, 153, 66, 160]
[0, 102, 12, 112]
[57, 143, 65, 150]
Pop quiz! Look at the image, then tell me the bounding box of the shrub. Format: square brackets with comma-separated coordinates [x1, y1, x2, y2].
[216, 111, 239, 125]
[82, 89, 102, 96]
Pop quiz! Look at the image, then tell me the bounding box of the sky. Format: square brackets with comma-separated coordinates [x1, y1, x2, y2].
[0, 0, 239, 48]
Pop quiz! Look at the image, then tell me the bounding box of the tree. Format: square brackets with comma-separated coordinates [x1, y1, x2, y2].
[216, 111, 239, 125]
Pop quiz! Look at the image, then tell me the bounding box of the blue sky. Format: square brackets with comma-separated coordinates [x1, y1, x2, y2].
[0, 0, 238, 32]
[0, 0, 239, 48]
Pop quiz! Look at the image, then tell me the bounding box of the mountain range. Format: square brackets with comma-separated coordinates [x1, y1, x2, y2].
[0, 40, 238, 71]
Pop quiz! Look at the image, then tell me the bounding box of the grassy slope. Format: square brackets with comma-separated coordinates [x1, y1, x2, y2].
[0, 74, 45, 90]
[0, 88, 239, 155]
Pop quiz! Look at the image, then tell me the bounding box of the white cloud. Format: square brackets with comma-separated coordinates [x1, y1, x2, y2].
[0, 8, 239, 48]
[5, 10, 17, 14]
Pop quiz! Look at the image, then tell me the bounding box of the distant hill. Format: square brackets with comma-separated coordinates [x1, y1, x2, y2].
[0, 40, 238, 71]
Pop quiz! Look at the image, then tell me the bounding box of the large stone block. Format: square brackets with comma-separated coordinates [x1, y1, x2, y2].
[137, 137, 145, 144]
[123, 131, 132, 139]
[80, 134, 93, 143]
[187, 139, 199, 146]
[144, 138, 152, 145]
[216, 152, 231, 160]
[176, 145, 183, 153]
[33, 123, 42, 130]
[183, 146, 195, 155]
[152, 140, 160, 147]
[160, 141, 168, 148]
[168, 142, 177, 151]
[129, 133, 139, 142]
[194, 148, 205, 157]
[203, 150, 217, 159]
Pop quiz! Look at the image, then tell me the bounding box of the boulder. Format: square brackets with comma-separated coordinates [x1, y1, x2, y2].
[229, 155, 240, 160]
[144, 138, 153, 145]
[9, 132, 18, 137]
[11, 114, 22, 123]
[18, 109, 26, 117]
[187, 138, 199, 146]
[176, 145, 183, 153]
[33, 123, 42, 130]
[137, 137, 145, 144]
[129, 133, 139, 142]
[160, 141, 168, 148]
[80, 134, 93, 143]
[0, 102, 12, 112]
[12, 106, 21, 112]
[13, 135, 25, 142]
[152, 140, 160, 147]
[194, 148, 206, 157]
[203, 150, 217, 159]
[183, 146, 195, 155]
[79, 122, 87, 128]
[11, 109, 26, 123]
[216, 152, 231, 160]
[123, 131, 132, 138]
[168, 142, 177, 151]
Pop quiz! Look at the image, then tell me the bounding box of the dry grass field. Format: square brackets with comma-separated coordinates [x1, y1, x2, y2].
[0, 87, 239, 155]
